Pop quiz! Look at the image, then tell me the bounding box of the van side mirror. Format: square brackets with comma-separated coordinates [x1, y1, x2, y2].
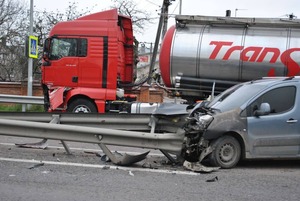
[254, 103, 271, 117]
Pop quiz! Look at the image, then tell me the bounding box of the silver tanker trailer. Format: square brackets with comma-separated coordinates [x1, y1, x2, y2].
[159, 14, 300, 101]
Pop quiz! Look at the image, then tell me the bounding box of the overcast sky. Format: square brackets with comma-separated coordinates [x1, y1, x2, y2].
[33, 0, 300, 43]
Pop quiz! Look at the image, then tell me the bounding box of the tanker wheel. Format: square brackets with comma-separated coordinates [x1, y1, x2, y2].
[67, 98, 98, 113]
[208, 136, 241, 169]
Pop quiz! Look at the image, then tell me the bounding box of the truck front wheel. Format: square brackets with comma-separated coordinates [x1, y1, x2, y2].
[208, 136, 241, 169]
[67, 98, 98, 113]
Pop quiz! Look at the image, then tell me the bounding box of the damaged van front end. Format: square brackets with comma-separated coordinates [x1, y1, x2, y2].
[183, 105, 247, 170]
[183, 77, 300, 169]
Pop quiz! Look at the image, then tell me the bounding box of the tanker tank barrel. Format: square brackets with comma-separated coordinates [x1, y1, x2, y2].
[159, 12, 300, 101]
[175, 15, 300, 28]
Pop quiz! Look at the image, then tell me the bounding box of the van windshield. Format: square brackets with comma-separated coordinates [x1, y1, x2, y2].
[207, 83, 266, 112]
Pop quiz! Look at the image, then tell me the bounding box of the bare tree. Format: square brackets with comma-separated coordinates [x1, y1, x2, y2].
[0, 0, 94, 82]
[0, 0, 23, 27]
[0, 0, 27, 81]
[111, 0, 155, 34]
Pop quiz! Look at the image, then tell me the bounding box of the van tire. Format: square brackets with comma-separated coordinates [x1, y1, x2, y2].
[209, 136, 241, 169]
[67, 98, 97, 113]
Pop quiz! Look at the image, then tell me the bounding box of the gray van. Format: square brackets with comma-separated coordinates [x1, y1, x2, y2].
[189, 77, 300, 168]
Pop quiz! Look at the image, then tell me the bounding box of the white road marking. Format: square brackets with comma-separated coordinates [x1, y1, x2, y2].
[0, 157, 200, 176]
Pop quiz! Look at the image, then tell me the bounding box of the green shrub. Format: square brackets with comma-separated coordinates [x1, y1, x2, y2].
[0, 104, 44, 112]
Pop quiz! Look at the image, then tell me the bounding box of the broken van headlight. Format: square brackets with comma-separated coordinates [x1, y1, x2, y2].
[197, 114, 213, 130]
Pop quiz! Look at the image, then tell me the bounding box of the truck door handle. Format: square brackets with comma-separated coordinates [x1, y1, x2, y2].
[286, 119, 298, 123]
[72, 76, 78, 83]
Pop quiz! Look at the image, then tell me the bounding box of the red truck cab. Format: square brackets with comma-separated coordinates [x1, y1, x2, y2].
[42, 9, 136, 113]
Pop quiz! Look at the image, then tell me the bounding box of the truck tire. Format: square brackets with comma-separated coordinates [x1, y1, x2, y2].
[67, 98, 97, 113]
[209, 136, 241, 169]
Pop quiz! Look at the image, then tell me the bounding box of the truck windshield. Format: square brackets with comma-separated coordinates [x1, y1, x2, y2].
[207, 83, 266, 112]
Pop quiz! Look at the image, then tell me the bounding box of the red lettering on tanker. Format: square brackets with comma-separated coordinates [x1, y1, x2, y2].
[209, 41, 300, 76]
[280, 48, 300, 76]
[209, 41, 233, 59]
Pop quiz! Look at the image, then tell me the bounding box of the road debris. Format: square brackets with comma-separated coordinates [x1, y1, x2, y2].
[84, 151, 102, 157]
[102, 166, 110, 170]
[206, 176, 219, 182]
[99, 146, 150, 166]
[142, 162, 158, 169]
[183, 161, 219, 173]
[101, 155, 111, 162]
[28, 162, 45, 169]
[15, 139, 48, 149]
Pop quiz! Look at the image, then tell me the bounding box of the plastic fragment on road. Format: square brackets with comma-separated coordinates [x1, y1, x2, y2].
[206, 176, 219, 182]
[84, 151, 102, 157]
[183, 161, 219, 173]
[15, 139, 48, 149]
[28, 162, 45, 169]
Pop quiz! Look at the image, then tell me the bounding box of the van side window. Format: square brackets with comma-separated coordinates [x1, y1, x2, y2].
[246, 86, 296, 116]
[49, 38, 87, 60]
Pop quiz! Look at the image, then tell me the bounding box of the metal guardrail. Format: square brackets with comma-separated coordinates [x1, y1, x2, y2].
[0, 94, 188, 166]
[0, 112, 153, 131]
[0, 94, 44, 105]
[0, 106, 188, 166]
[0, 115, 184, 154]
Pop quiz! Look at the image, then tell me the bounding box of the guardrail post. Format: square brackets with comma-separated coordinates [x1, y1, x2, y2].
[50, 114, 72, 155]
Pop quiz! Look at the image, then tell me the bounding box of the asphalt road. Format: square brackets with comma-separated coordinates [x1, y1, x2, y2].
[0, 136, 300, 201]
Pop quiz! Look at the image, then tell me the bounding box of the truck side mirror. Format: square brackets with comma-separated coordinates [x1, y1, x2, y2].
[43, 38, 50, 60]
[42, 38, 52, 66]
[254, 103, 271, 117]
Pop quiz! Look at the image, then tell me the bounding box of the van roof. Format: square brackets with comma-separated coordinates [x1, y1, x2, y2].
[245, 76, 300, 87]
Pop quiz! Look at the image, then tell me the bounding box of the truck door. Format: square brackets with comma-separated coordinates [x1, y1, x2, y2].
[246, 85, 300, 157]
[43, 38, 80, 87]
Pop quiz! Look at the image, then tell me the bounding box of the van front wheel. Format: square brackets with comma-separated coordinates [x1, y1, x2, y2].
[67, 98, 97, 113]
[209, 136, 241, 169]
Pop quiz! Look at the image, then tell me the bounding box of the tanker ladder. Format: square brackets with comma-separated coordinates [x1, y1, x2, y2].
[0, 112, 185, 166]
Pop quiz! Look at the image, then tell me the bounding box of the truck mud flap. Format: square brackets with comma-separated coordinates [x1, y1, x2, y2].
[98, 143, 150, 166]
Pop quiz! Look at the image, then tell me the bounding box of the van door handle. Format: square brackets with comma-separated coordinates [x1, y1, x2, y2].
[286, 119, 298, 123]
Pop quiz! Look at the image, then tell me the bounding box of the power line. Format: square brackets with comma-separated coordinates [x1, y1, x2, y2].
[144, 0, 160, 7]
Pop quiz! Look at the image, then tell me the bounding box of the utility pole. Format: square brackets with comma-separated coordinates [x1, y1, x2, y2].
[179, 0, 182, 15]
[147, 0, 173, 84]
[27, 0, 34, 97]
[22, 0, 34, 112]
[161, 0, 172, 40]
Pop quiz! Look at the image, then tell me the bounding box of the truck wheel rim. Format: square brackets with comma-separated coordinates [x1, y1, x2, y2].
[73, 105, 91, 113]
